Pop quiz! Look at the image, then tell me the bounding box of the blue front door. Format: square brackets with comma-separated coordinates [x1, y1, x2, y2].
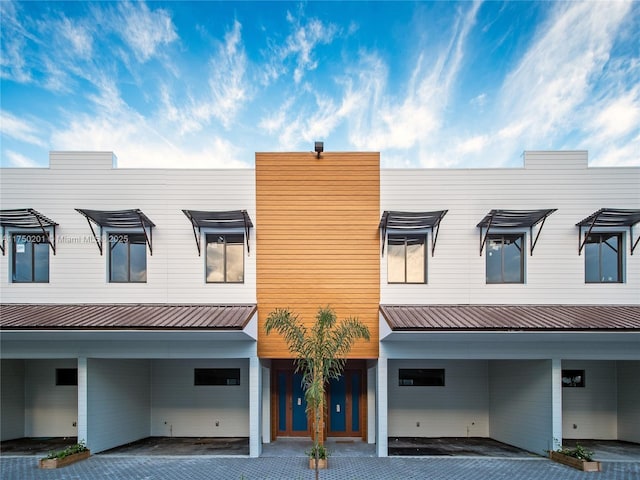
[328, 370, 362, 436]
[276, 370, 308, 435]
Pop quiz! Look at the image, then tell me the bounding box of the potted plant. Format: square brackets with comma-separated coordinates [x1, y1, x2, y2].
[265, 305, 370, 479]
[39, 441, 90, 469]
[306, 443, 329, 469]
[549, 443, 602, 472]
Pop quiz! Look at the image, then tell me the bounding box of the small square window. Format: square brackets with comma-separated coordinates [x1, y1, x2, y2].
[194, 368, 240, 386]
[56, 368, 78, 386]
[585, 233, 622, 283]
[562, 369, 585, 388]
[486, 234, 524, 284]
[109, 233, 147, 283]
[399, 368, 445, 386]
[387, 234, 426, 284]
[206, 234, 244, 283]
[12, 233, 50, 283]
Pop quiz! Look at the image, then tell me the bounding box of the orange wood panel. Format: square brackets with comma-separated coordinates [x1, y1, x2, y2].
[256, 152, 380, 358]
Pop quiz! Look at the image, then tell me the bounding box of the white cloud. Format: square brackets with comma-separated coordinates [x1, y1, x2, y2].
[499, 2, 632, 144]
[59, 16, 93, 58]
[117, 1, 178, 62]
[456, 135, 489, 155]
[0, 111, 47, 147]
[590, 87, 640, 140]
[207, 20, 249, 128]
[5, 150, 41, 168]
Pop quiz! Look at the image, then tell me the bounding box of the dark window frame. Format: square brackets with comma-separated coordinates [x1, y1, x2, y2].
[56, 368, 78, 386]
[205, 233, 245, 284]
[194, 368, 241, 386]
[11, 232, 50, 283]
[485, 233, 525, 284]
[399, 368, 445, 387]
[109, 232, 147, 283]
[584, 232, 623, 283]
[387, 233, 427, 284]
[562, 369, 585, 388]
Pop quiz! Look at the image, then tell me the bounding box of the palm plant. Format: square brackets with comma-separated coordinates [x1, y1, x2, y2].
[265, 305, 370, 479]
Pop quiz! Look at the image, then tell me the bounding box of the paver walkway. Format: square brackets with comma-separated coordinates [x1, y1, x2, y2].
[2, 456, 640, 480]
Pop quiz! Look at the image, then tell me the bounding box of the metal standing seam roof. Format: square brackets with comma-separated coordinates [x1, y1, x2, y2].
[379, 305, 640, 331]
[0, 304, 256, 330]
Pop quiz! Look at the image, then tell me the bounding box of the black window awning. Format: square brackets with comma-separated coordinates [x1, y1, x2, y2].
[477, 209, 556, 256]
[182, 210, 253, 255]
[0, 208, 58, 255]
[379, 210, 448, 256]
[75, 209, 156, 255]
[576, 208, 640, 255]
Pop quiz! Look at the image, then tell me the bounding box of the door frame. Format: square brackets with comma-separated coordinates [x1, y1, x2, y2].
[270, 359, 367, 441]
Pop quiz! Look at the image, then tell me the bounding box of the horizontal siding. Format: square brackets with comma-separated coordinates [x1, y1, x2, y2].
[0, 155, 255, 304]
[381, 154, 640, 305]
[256, 153, 380, 358]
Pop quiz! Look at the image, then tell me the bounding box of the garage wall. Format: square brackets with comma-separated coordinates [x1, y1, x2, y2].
[489, 360, 552, 455]
[617, 361, 640, 443]
[1, 359, 25, 440]
[151, 359, 249, 437]
[25, 359, 77, 437]
[562, 360, 617, 440]
[387, 360, 489, 437]
[87, 359, 151, 453]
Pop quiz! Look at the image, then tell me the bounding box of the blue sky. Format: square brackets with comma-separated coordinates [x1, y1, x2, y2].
[1, 1, 638, 169]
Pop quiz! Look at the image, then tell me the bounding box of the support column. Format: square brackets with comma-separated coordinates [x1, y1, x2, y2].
[77, 357, 88, 447]
[551, 358, 563, 451]
[249, 355, 261, 457]
[376, 354, 388, 457]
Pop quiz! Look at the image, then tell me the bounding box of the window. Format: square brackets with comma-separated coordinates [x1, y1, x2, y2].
[584, 233, 622, 283]
[399, 368, 445, 386]
[206, 234, 244, 283]
[109, 233, 147, 282]
[486, 234, 524, 283]
[56, 368, 78, 386]
[562, 370, 585, 388]
[387, 234, 426, 283]
[194, 368, 240, 386]
[12, 233, 49, 283]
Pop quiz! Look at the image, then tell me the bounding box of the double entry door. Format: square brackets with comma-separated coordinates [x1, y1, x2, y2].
[275, 367, 363, 438]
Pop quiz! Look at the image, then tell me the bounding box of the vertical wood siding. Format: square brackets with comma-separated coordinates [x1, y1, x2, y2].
[256, 152, 380, 358]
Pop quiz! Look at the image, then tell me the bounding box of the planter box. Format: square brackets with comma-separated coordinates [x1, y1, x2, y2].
[308, 458, 327, 469]
[39, 450, 90, 469]
[549, 451, 601, 472]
